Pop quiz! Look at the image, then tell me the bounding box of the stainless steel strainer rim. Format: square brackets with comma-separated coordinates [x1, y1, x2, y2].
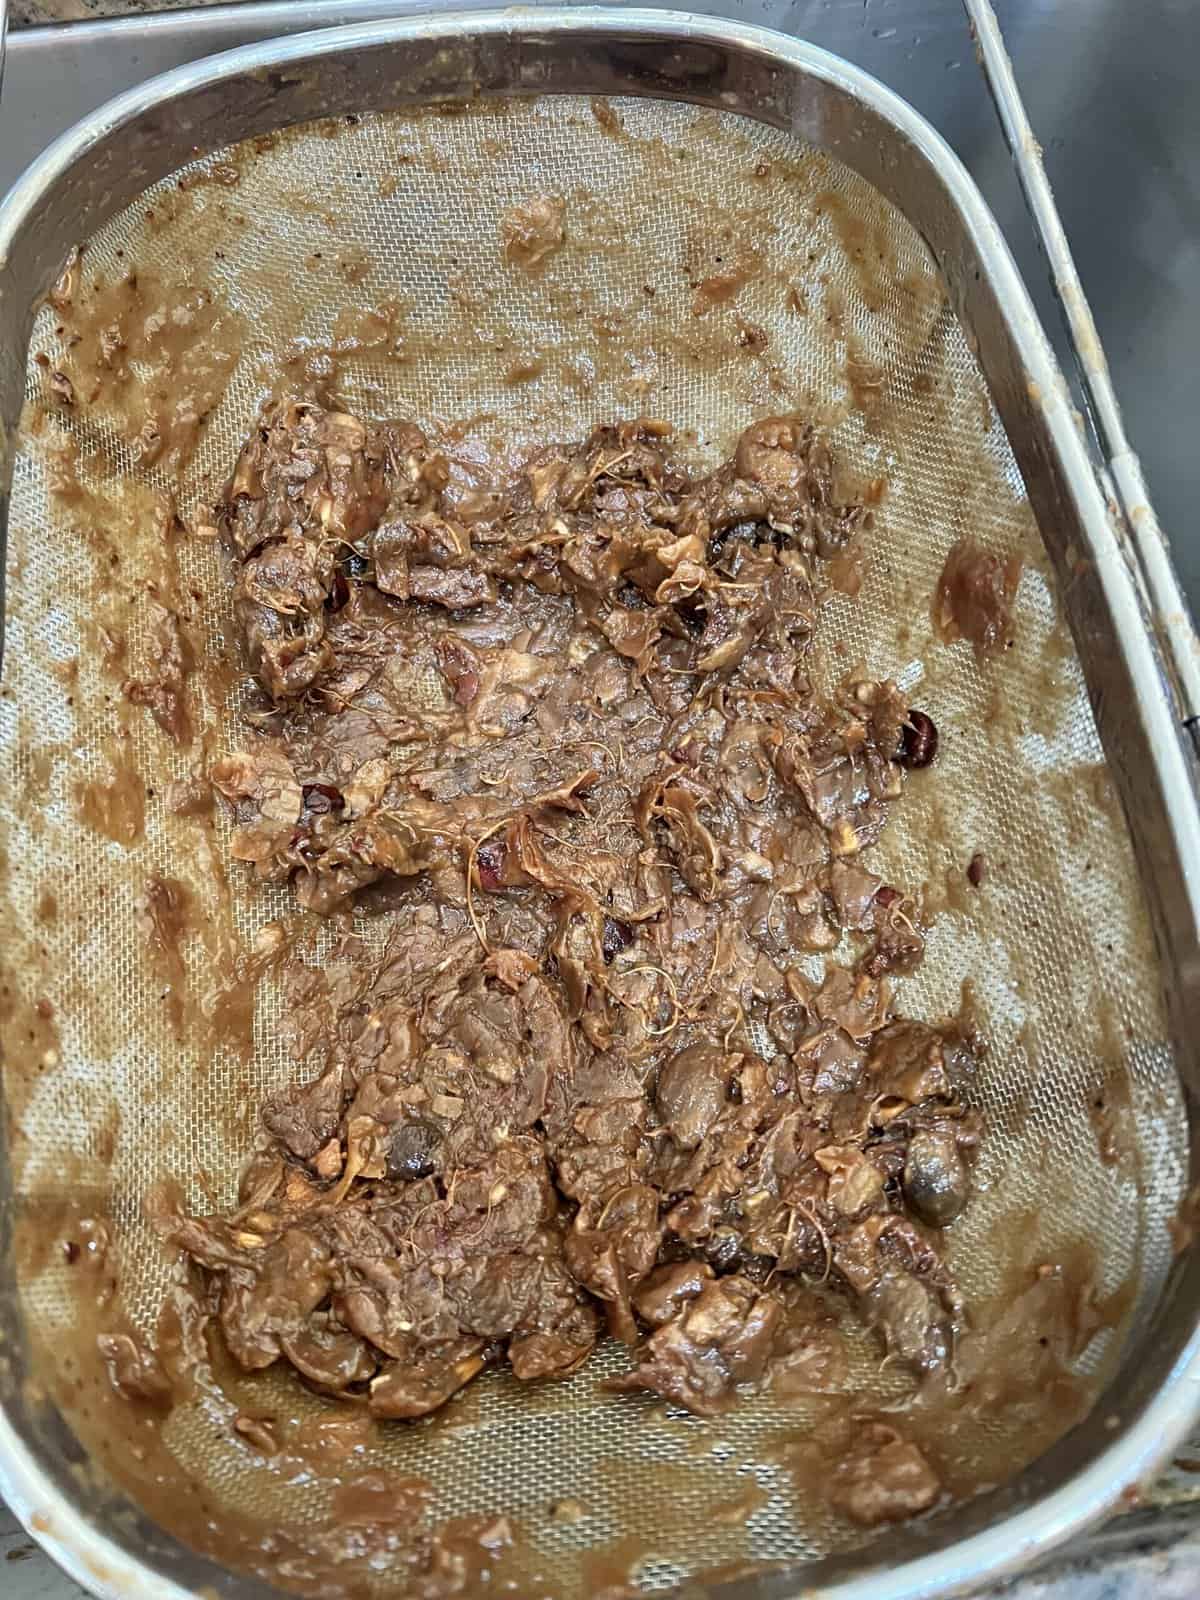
[2, 10, 1199, 1600]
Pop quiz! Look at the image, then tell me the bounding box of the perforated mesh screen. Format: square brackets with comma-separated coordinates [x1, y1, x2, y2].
[1, 97, 1185, 1593]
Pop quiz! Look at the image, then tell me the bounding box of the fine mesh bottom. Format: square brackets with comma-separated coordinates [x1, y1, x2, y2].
[1, 96, 1185, 1592]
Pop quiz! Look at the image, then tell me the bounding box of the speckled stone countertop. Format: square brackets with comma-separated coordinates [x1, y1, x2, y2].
[4, 1495, 1200, 1600]
[11, 0, 191, 20]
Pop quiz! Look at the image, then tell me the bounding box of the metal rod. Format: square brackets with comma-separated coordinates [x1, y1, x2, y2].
[963, 0, 1200, 738]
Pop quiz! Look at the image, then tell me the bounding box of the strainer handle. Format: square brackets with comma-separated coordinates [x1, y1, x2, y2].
[963, 0, 1200, 750]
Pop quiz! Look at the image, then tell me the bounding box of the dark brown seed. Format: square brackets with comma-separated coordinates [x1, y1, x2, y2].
[675, 595, 707, 638]
[302, 782, 345, 816]
[875, 885, 902, 909]
[705, 1228, 748, 1273]
[387, 1119, 441, 1182]
[903, 1128, 971, 1227]
[898, 710, 938, 769]
[327, 569, 351, 611]
[967, 852, 987, 887]
[63, 1240, 80, 1265]
[476, 838, 508, 892]
[601, 916, 635, 964]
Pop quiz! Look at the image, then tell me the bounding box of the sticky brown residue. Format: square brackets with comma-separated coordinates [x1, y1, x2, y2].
[98, 1325, 174, 1408]
[692, 250, 762, 316]
[44, 257, 243, 476]
[735, 318, 769, 354]
[329, 297, 408, 357]
[138, 874, 192, 1038]
[0, 982, 62, 1126]
[710, 1480, 770, 1526]
[125, 602, 195, 747]
[590, 98, 623, 137]
[500, 195, 567, 268]
[332, 1474, 433, 1528]
[75, 751, 146, 845]
[933, 538, 1022, 659]
[845, 338, 886, 420]
[770, 1294, 848, 1398]
[812, 189, 895, 314]
[1088, 1068, 1137, 1170]
[177, 161, 241, 194]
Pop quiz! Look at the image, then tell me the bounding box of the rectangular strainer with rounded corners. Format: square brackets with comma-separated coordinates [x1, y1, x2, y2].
[1, 12, 1199, 1600]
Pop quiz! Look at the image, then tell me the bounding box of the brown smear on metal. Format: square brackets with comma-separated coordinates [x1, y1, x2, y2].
[0, 97, 1183, 1596]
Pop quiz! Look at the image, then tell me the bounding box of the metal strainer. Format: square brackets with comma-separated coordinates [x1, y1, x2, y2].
[1, 10, 1199, 1600]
